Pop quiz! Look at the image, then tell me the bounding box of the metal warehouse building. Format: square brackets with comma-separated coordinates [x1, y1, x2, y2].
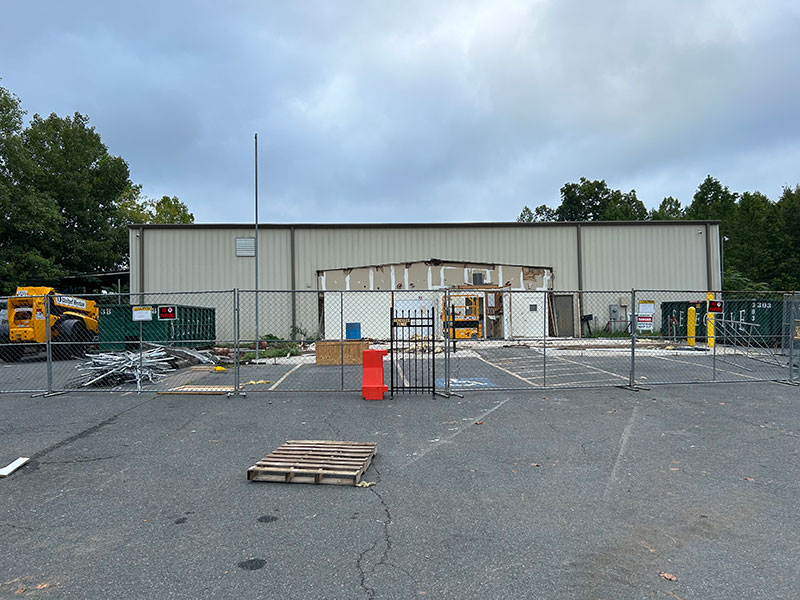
[129, 221, 721, 341]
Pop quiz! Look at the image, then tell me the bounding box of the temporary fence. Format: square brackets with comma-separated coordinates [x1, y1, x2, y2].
[0, 288, 797, 395]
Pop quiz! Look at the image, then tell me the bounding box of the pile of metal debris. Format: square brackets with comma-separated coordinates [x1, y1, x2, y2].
[73, 345, 215, 389]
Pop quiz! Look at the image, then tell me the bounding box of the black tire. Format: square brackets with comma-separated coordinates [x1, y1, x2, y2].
[54, 319, 91, 360]
[0, 322, 23, 362]
[0, 344, 24, 362]
[70, 322, 92, 358]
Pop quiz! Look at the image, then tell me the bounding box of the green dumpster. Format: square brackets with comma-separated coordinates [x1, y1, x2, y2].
[660, 298, 784, 345]
[98, 304, 216, 351]
[660, 300, 708, 341]
[716, 298, 783, 345]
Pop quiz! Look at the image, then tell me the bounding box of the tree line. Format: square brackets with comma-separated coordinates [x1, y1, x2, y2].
[518, 176, 800, 291]
[0, 83, 193, 295]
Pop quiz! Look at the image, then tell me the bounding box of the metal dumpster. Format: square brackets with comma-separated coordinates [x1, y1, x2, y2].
[98, 304, 216, 351]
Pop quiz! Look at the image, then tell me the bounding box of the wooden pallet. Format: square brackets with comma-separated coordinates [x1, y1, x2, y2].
[247, 440, 377, 486]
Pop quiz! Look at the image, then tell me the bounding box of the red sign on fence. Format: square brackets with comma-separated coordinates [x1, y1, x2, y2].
[158, 305, 178, 320]
[636, 314, 654, 331]
[707, 300, 723, 313]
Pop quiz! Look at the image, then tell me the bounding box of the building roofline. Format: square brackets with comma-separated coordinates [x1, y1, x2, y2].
[130, 220, 721, 231]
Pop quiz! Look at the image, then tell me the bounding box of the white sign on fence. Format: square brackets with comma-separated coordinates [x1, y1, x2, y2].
[636, 314, 654, 332]
[638, 300, 655, 315]
[132, 306, 153, 322]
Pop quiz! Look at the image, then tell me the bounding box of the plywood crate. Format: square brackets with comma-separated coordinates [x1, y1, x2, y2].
[316, 340, 370, 365]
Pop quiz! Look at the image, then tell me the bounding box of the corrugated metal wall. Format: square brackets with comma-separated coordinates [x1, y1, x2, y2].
[131, 226, 292, 292]
[294, 226, 577, 289]
[130, 222, 720, 295]
[581, 223, 717, 290]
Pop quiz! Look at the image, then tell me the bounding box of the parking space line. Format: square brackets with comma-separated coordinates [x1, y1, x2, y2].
[473, 354, 540, 387]
[395, 363, 410, 387]
[547, 378, 623, 387]
[546, 355, 629, 382]
[643, 354, 764, 381]
[269, 364, 302, 391]
[491, 354, 543, 362]
[401, 396, 514, 468]
[603, 406, 639, 500]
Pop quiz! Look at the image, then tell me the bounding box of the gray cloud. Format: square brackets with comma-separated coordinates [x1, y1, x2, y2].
[2, 0, 799, 223]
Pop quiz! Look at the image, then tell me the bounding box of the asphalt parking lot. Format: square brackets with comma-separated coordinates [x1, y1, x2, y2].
[1, 381, 798, 599]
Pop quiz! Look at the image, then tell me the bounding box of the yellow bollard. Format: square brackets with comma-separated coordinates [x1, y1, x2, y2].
[706, 292, 715, 349]
[687, 306, 696, 346]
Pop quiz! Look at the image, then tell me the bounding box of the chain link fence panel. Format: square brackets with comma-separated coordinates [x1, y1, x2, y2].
[1, 288, 797, 395]
[441, 289, 634, 392]
[633, 290, 792, 385]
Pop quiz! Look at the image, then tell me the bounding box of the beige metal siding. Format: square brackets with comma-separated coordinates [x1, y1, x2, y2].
[707, 223, 722, 290]
[130, 222, 720, 296]
[134, 228, 291, 293]
[581, 224, 715, 291]
[293, 225, 579, 290]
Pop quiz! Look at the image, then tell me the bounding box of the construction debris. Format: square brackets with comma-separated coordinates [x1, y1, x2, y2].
[72, 345, 215, 389]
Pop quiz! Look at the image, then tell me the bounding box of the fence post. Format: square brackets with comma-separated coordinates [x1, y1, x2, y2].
[790, 292, 796, 382]
[390, 305, 394, 396]
[255, 287, 259, 361]
[444, 289, 451, 396]
[712, 313, 717, 382]
[542, 291, 547, 388]
[340, 291, 344, 391]
[232, 288, 241, 397]
[137, 320, 143, 394]
[431, 305, 436, 396]
[44, 295, 53, 394]
[629, 289, 636, 388]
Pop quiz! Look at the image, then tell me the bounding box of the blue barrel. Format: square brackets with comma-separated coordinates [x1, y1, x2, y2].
[345, 322, 362, 340]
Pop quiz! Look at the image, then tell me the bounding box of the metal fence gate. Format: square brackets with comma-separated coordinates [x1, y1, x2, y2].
[1, 288, 798, 395]
[389, 306, 436, 395]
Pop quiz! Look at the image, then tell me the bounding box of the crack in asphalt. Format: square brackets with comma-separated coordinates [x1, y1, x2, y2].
[41, 455, 119, 465]
[2, 523, 35, 532]
[356, 465, 417, 599]
[20, 395, 157, 475]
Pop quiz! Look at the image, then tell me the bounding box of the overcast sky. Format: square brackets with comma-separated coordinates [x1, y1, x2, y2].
[2, 1, 799, 224]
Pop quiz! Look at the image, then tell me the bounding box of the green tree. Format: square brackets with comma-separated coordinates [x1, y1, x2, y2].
[116, 186, 193, 225]
[148, 195, 194, 224]
[685, 176, 738, 224]
[556, 178, 615, 221]
[770, 185, 800, 289]
[602, 189, 647, 221]
[0, 82, 195, 294]
[21, 111, 132, 276]
[0, 86, 63, 293]
[649, 196, 684, 220]
[517, 204, 556, 222]
[724, 191, 774, 289]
